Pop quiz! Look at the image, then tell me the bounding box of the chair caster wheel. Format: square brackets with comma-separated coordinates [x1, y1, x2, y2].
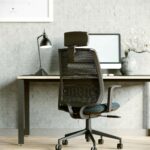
[91, 147, 97, 150]
[62, 139, 68, 145]
[55, 144, 62, 150]
[85, 135, 90, 142]
[98, 138, 104, 144]
[86, 139, 90, 142]
[117, 143, 123, 149]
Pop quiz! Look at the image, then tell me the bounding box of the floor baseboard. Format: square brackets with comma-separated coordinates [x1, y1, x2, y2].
[0, 128, 147, 137]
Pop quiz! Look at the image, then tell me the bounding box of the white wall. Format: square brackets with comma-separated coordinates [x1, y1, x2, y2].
[0, 0, 150, 135]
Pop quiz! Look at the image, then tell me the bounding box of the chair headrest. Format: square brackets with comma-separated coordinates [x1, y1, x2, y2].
[64, 31, 88, 47]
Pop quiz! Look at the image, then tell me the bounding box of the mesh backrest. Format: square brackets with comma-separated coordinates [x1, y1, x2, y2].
[58, 48, 104, 108]
[59, 48, 97, 76]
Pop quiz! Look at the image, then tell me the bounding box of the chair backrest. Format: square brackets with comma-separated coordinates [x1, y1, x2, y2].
[64, 31, 88, 47]
[58, 32, 104, 115]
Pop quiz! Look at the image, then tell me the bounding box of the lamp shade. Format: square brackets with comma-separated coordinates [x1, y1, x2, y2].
[40, 34, 52, 48]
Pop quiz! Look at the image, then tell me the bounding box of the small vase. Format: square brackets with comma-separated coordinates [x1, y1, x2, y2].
[121, 52, 137, 75]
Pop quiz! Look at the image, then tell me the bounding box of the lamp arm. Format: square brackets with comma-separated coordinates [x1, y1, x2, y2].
[37, 35, 43, 69]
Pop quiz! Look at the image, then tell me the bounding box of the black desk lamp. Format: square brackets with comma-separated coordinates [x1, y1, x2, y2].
[35, 31, 52, 76]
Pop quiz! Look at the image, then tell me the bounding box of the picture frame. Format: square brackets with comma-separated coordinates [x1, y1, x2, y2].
[0, 0, 53, 22]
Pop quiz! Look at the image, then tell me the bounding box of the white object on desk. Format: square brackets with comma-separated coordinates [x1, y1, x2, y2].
[108, 74, 114, 76]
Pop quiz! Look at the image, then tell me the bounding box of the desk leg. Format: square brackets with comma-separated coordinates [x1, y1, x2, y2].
[24, 80, 30, 135]
[143, 82, 150, 136]
[18, 80, 25, 144]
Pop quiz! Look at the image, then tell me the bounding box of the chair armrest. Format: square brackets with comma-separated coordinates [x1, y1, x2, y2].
[67, 105, 74, 118]
[107, 85, 121, 112]
[67, 105, 91, 119]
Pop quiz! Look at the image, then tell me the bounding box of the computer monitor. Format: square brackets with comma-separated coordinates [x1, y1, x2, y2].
[88, 33, 121, 69]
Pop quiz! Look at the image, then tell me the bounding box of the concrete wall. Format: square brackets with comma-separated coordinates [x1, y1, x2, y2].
[0, 0, 150, 135]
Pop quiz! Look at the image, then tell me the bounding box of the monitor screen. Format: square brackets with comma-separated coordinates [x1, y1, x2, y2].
[88, 34, 121, 69]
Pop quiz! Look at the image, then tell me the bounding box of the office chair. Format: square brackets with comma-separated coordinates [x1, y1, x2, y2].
[56, 31, 123, 150]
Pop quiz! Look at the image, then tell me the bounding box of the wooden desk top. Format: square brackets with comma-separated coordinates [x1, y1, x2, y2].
[17, 75, 60, 80]
[17, 75, 150, 81]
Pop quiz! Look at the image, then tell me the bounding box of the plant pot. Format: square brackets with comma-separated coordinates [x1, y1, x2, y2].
[121, 52, 137, 75]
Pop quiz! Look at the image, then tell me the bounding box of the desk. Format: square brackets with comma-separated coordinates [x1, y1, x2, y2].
[17, 75, 150, 144]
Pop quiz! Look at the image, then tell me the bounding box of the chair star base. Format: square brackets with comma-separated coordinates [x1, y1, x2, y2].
[55, 119, 123, 150]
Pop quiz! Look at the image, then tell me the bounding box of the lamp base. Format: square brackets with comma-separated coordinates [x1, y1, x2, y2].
[34, 68, 48, 76]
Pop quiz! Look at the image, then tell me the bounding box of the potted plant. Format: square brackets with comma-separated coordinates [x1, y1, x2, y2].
[121, 37, 150, 75]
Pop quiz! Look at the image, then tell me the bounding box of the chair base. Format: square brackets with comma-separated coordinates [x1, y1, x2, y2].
[55, 119, 123, 150]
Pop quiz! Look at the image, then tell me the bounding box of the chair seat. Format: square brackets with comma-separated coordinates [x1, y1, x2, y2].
[84, 102, 120, 115]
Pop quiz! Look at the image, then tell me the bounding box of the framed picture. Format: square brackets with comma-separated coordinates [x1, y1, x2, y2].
[0, 0, 53, 22]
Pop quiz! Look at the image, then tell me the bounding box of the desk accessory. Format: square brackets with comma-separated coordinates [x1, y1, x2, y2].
[121, 51, 137, 75]
[121, 48, 150, 75]
[35, 31, 52, 76]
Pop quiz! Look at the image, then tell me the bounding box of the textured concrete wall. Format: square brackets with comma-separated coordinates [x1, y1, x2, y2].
[0, 0, 150, 133]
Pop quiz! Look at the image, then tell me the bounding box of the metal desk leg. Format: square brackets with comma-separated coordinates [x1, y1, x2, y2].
[24, 80, 30, 135]
[143, 82, 150, 136]
[18, 80, 25, 144]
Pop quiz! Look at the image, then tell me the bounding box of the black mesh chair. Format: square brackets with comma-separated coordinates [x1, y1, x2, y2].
[55, 31, 123, 150]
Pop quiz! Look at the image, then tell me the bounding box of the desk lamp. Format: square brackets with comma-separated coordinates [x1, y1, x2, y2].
[35, 31, 52, 76]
